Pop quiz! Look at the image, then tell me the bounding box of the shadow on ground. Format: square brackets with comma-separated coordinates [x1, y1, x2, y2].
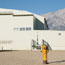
[49, 60, 65, 64]
[0, 50, 13, 52]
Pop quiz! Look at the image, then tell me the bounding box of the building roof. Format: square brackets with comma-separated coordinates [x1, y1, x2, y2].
[0, 8, 45, 18]
[0, 8, 33, 15]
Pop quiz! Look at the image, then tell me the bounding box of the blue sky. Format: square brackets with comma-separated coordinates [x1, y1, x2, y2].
[0, 0, 65, 15]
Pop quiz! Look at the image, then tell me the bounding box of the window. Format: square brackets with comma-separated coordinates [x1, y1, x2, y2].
[20, 28, 25, 31]
[28, 27, 31, 30]
[26, 27, 31, 31]
[14, 27, 31, 31]
[14, 28, 20, 31]
[26, 27, 29, 30]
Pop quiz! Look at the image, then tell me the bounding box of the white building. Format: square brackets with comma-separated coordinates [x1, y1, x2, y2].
[0, 8, 65, 50]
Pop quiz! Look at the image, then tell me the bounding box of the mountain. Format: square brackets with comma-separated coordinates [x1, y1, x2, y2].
[41, 8, 65, 30]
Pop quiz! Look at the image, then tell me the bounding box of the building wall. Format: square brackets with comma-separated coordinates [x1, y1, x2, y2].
[32, 30, 65, 50]
[0, 31, 33, 50]
[0, 15, 33, 50]
[0, 15, 33, 32]
[0, 29, 65, 50]
[13, 16, 33, 30]
[0, 15, 65, 50]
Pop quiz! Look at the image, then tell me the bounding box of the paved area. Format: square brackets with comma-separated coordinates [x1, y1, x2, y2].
[0, 50, 65, 65]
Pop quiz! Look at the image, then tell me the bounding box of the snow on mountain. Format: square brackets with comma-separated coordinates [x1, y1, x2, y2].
[41, 8, 65, 30]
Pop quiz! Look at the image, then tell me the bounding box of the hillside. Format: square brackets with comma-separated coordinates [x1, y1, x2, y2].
[41, 8, 65, 30]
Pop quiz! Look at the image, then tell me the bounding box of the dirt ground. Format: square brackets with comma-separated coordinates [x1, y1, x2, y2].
[0, 50, 65, 65]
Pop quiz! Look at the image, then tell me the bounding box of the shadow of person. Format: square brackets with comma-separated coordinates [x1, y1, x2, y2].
[49, 60, 65, 64]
